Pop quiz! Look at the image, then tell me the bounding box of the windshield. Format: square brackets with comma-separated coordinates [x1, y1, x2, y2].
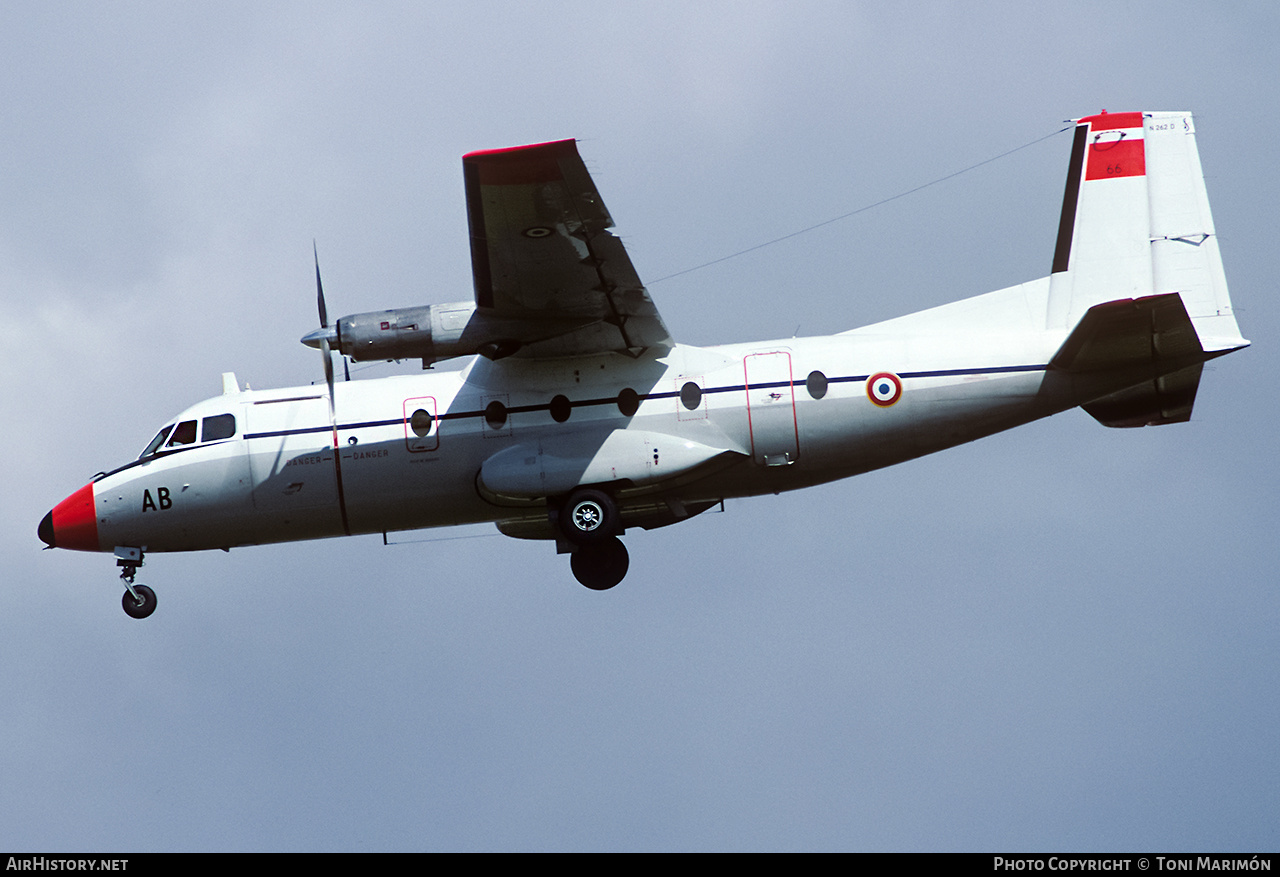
[140, 424, 174, 459]
[166, 420, 198, 447]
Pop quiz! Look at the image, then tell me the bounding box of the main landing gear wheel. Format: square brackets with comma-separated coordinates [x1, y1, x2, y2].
[122, 584, 157, 619]
[570, 536, 629, 591]
[559, 488, 619, 545]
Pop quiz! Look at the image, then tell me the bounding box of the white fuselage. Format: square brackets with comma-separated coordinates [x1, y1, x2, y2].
[83, 279, 1082, 555]
[41, 113, 1247, 619]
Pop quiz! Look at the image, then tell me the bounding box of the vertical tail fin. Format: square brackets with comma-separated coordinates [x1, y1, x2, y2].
[1046, 111, 1248, 354]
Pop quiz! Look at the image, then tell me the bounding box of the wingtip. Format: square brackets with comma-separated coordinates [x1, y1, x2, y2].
[462, 139, 577, 162]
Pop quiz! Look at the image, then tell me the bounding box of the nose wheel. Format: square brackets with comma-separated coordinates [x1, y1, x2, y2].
[117, 550, 156, 619]
[122, 584, 157, 619]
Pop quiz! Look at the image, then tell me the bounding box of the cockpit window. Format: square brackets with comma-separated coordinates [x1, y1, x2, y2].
[166, 420, 198, 447]
[202, 414, 236, 441]
[139, 415, 235, 459]
[140, 424, 174, 459]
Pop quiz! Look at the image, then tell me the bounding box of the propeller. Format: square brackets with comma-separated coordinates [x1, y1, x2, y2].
[313, 242, 336, 396]
[309, 243, 351, 535]
[301, 243, 348, 378]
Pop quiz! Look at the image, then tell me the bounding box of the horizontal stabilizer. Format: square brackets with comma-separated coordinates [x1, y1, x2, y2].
[1081, 362, 1202, 427]
[1050, 293, 1211, 427]
[1050, 292, 1202, 373]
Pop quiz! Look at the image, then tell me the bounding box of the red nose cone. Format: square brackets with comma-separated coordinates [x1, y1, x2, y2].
[44, 482, 101, 552]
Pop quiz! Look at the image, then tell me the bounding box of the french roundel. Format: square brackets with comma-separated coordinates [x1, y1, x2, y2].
[866, 372, 902, 407]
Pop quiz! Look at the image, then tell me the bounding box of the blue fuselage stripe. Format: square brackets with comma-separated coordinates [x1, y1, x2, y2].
[229, 362, 1049, 443]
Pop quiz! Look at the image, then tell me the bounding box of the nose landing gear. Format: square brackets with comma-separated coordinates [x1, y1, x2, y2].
[122, 583, 157, 619]
[116, 547, 156, 619]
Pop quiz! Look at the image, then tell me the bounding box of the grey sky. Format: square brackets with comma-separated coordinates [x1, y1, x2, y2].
[4, 2, 1277, 851]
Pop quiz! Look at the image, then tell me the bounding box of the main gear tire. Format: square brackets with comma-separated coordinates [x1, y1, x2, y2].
[570, 537, 629, 591]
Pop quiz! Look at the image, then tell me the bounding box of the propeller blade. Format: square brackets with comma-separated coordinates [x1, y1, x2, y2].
[307, 243, 349, 379]
[320, 334, 350, 536]
[321, 338, 336, 401]
[322, 336, 339, 465]
[314, 240, 328, 329]
[310, 242, 338, 421]
[311, 245, 350, 535]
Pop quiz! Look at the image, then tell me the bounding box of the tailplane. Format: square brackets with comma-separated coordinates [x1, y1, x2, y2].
[1050, 292, 1207, 426]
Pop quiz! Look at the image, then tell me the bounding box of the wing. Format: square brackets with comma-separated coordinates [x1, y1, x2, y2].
[463, 139, 673, 358]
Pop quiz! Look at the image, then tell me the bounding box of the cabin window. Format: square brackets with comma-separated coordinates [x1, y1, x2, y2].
[485, 400, 508, 430]
[409, 408, 435, 437]
[549, 394, 571, 423]
[617, 388, 640, 417]
[806, 370, 828, 400]
[140, 424, 174, 458]
[202, 414, 236, 441]
[166, 420, 198, 447]
[680, 381, 702, 410]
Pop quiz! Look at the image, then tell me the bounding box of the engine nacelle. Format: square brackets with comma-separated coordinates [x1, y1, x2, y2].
[334, 302, 495, 365]
[304, 301, 599, 366]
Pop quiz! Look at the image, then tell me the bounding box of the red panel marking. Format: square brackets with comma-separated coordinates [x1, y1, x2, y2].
[1085, 137, 1145, 180]
[1079, 112, 1144, 131]
[463, 139, 578, 185]
[51, 482, 100, 551]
